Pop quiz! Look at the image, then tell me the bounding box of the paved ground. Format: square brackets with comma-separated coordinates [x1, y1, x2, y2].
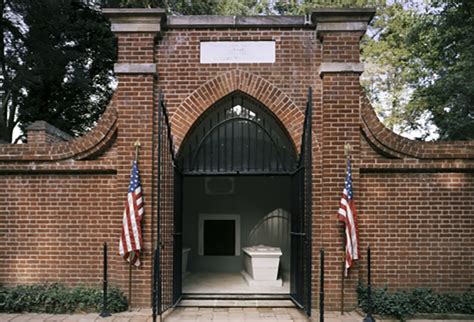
[1, 309, 472, 322]
[0, 308, 362, 322]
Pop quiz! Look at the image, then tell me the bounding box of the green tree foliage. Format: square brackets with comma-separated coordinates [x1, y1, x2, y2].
[273, 0, 378, 14]
[406, 0, 474, 140]
[18, 1, 116, 139]
[3, 0, 472, 142]
[362, 0, 474, 140]
[0, 0, 26, 143]
[0, 0, 116, 143]
[108, 0, 380, 15]
[360, 3, 421, 136]
[105, 0, 260, 15]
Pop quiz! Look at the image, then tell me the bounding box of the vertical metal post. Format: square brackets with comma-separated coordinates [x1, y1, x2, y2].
[153, 94, 163, 322]
[305, 87, 313, 317]
[99, 242, 111, 318]
[128, 252, 133, 311]
[363, 246, 375, 322]
[341, 227, 345, 315]
[157, 95, 163, 319]
[152, 248, 159, 322]
[319, 249, 324, 322]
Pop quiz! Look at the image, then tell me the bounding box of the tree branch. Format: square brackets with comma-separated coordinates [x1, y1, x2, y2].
[13, 134, 24, 144]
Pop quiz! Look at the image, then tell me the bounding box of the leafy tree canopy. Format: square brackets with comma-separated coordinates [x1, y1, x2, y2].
[105, 0, 264, 15]
[0, 0, 25, 143]
[1, 0, 116, 142]
[105, 0, 378, 14]
[2, 0, 473, 142]
[406, 0, 474, 140]
[360, 2, 421, 136]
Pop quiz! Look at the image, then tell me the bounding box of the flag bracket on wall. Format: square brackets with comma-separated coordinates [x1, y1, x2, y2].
[344, 142, 352, 158]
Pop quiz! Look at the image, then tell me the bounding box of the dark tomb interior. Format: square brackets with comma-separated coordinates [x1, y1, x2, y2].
[203, 220, 235, 256]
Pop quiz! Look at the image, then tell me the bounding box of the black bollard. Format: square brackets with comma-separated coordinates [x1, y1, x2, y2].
[152, 248, 159, 322]
[99, 242, 111, 318]
[319, 249, 324, 322]
[363, 246, 375, 322]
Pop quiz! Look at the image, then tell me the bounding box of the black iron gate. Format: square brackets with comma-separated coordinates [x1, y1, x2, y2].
[177, 91, 296, 175]
[152, 89, 312, 319]
[290, 87, 313, 316]
[152, 93, 182, 321]
[173, 167, 183, 305]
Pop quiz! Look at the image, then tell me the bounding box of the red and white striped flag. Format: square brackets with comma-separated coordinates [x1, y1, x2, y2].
[337, 159, 359, 276]
[119, 160, 144, 266]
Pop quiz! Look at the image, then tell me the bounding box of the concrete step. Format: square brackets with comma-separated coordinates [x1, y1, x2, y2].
[182, 293, 290, 300]
[177, 299, 297, 308]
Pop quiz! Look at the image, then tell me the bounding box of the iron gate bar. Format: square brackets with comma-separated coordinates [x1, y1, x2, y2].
[217, 111, 220, 171]
[261, 117, 265, 170]
[152, 92, 166, 322]
[183, 171, 295, 177]
[247, 98, 251, 171]
[189, 117, 289, 171]
[178, 91, 297, 174]
[153, 92, 181, 322]
[173, 167, 183, 305]
[158, 92, 164, 316]
[290, 232, 306, 236]
[304, 87, 313, 317]
[289, 87, 313, 317]
[231, 95, 234, 171]
[290, 167, 304, 309]
[150, 76, 157, 321]
[240, 95, 244, 171]
[210, 116, 213, 172]
[319, 249, 325, 322]
[182, 165, 304, 177]
[154, 89, 311, 318]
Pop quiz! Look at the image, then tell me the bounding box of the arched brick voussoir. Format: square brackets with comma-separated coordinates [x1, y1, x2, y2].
[0, 97, 118, 162]
[170, 69, 305, 153]
[361, 95, 474, 160]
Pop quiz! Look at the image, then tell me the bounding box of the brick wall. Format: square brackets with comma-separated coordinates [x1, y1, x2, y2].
[359, 100, 474, 296]
[0, 9, 472, 313]
[0, 175, 117, 286]
[158, 28, 317, 149]
[359, 171, 474, 291]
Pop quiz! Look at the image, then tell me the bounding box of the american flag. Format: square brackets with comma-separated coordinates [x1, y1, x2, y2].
[119, 160, 144, 266]
[337, 159, 359, 276]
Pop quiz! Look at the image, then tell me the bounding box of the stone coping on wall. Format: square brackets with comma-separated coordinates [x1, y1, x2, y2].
[0, 98, 118, 162]
[319, 62, 365, 75]
[102, 8, 165, 33]
[168, 15, 310, 29]
[114, 63, 158, 74]
[27, 120, 73, 142]
[102, 7, 375, 30]
[311, 8, 376, 23]
[312, 8, 376, 37]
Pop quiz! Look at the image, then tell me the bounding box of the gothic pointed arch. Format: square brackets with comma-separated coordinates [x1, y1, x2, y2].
[170, 70, 305, 153]
[177, 90, 298, 174]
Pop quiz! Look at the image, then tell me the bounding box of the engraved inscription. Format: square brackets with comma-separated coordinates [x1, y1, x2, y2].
[200, 41, 276, 64]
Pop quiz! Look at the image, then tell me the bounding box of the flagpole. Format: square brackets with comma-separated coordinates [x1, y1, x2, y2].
[341, 143, 351, 315]
[341, 228, 345, 315]
[128, 140, 141, 312]
[129, 252, 134, 311]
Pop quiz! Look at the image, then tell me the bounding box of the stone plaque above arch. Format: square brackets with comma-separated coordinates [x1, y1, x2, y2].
[169, 70, 305, 152]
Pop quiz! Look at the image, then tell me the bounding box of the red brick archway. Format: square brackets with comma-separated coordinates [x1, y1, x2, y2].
[169, 69, 305, 152]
